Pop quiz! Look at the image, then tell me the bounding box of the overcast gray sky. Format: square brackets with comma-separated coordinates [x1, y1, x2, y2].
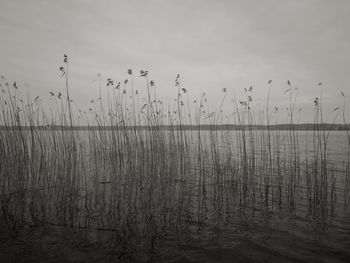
[0, 0, 349, 123]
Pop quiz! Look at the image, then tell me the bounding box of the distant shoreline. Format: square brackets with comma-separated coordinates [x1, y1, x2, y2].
[1, 124, 349, 131]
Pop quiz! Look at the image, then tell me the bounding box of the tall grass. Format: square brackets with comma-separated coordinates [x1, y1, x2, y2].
[0, 60, 349, 255]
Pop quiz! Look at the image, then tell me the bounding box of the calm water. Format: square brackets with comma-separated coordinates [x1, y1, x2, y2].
[77, 129, 350, 260]
[9, 128, 349, 261]
[76, 129, 349, 164]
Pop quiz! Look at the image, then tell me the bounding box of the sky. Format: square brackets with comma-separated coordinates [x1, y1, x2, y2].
[0, 0, 349, 123]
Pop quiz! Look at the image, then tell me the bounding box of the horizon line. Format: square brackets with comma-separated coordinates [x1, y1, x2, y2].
[1, 123, 349, 131]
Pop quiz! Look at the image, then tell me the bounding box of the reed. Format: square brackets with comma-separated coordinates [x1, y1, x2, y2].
[0, 62, 348, 257]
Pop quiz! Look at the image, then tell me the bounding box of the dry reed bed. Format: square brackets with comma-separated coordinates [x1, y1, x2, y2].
[0, 68, 349, 253]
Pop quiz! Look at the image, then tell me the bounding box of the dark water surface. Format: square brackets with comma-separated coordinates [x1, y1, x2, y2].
[2, 129, 350, 262]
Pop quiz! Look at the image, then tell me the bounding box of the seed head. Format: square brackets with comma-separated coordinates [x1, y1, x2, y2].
[140, 70, 148, 77]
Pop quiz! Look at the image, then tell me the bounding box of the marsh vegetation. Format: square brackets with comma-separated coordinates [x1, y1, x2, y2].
[0, 56, 349, 262]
